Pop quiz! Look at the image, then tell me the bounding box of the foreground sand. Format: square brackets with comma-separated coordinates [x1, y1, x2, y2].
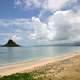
[0, 58, 55, 76]
[31, 53, 80, 80]
[0, 52, 80, 80]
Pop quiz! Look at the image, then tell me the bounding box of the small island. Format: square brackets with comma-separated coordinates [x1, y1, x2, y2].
[1, 39, 20, 47]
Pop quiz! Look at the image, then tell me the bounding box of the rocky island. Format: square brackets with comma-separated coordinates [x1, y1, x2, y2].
[1, 39, 20, 47]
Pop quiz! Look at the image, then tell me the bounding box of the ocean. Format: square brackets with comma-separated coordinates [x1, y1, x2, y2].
[0, 46, 80, 66]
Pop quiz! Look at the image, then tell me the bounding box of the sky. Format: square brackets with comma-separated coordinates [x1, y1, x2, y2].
[0, 0, 80, 45]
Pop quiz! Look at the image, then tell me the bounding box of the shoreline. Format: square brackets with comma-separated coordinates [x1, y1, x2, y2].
[0, 51, 79, 76]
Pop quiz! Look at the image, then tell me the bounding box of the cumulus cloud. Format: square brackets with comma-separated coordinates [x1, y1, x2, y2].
[1, 9, 80, 44]
[32, 17, 55, 40]
[0, 0, 79, 45]
[31, 9, 80, 43]
[48, 11, 70, 41]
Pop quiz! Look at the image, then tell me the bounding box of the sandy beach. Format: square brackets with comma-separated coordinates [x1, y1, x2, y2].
[0, 58, 54, 76]
[31, 52, 80, 80]
[0, 51, 79, 77]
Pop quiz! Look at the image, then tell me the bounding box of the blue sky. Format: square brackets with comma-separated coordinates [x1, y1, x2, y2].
[0, 0, 80, 45]
[0, 0, 40, 19]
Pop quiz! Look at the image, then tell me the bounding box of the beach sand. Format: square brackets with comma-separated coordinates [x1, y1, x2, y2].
[31, 52, 80, 80]
[0, 51, 80, 80]
[0, 58, 54, 76]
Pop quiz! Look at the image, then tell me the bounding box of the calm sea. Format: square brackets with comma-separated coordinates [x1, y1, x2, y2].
[0, 46, 80, 66]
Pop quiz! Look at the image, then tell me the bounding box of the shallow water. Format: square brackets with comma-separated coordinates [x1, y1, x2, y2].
[0, 46, 80, 66]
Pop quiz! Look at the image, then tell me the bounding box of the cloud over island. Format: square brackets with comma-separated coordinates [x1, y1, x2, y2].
[0, 0, 80, 45]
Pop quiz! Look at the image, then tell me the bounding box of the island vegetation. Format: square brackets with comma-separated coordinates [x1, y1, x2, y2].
[1, 39, 20, 47]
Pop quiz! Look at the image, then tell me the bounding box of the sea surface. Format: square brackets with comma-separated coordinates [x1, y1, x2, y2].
[0, 46, 80, 67]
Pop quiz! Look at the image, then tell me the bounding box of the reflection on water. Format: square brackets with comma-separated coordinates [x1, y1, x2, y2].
[0, 46, 80, 66]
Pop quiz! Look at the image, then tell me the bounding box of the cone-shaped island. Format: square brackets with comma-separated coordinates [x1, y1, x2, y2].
[2, 39, 20, 47]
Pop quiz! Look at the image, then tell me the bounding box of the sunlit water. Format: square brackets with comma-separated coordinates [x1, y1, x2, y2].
[0, 46, 80, 66]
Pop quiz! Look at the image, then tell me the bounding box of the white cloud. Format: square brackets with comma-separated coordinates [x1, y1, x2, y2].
[49, 10, 80, 42]
[11, 35, 22, 41]
[15, 0, 69, 11]
[30, 9, 80, 43]
[0, 19, 30, 26]
[15, 0, 44, 9]
[0, 19, 35, 45]
[0, 0, 80, 45]
[1, 9, 80, 44]
[46, 0, 69, 11]
[32, 17, 55, 40]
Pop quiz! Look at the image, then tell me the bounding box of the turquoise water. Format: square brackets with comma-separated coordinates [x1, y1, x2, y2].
[0, 46, 80, 66]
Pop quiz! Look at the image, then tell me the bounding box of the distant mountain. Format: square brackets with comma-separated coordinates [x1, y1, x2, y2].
[34, 41, 80, 46]
[73, 42, 80, 46]
[52, 42, 73, 46]
[1, 39, 20, 47]
[53, 42, 80, 46]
